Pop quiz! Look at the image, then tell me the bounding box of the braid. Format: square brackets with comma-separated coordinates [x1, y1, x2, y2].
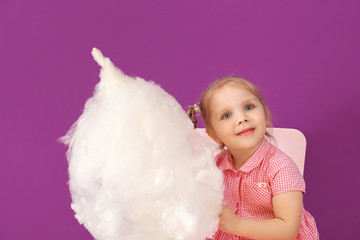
[187, 104, 200, 129]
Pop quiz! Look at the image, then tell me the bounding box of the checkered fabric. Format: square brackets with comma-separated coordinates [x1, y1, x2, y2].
[209, 138, 319, 240]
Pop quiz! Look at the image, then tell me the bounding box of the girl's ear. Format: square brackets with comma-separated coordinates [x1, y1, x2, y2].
[206, 128, 222, 145]
[265, 117, 271, 127]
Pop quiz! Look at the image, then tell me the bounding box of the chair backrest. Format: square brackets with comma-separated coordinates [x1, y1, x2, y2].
[267, 128, 306, 175]
[196, 128, 306, 175]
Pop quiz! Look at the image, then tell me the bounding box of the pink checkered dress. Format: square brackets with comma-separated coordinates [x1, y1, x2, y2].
[210, 138, 319, 240]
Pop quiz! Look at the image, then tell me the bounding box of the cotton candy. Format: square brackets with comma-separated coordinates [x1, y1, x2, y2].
[61, 48, 224, 240]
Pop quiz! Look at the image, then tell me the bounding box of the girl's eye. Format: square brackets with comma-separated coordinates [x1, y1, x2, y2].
[222, 113, 231, 119]
[245, 104, 254, 111]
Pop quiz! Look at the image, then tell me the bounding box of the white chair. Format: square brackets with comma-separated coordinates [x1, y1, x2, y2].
[196, 128, 306, 175]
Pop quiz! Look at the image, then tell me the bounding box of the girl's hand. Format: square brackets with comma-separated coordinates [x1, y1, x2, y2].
[218, 205, 240, 234]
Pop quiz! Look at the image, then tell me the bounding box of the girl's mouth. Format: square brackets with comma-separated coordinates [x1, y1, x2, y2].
[237, 128, 255, 136]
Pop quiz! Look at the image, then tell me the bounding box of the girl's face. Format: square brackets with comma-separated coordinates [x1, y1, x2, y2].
[206, 85, 267, 154]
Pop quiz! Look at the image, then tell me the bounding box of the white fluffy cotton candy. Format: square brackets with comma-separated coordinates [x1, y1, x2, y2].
[61, 48, 224, 240]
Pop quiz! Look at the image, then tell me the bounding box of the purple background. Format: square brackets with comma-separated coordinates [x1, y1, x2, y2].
[1, 0, 359, 239]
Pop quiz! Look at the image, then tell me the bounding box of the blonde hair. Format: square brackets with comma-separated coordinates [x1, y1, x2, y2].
[188, 76, 273, 140]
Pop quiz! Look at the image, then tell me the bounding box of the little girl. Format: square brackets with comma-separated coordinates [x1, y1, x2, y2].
[188, 76, 319, 240]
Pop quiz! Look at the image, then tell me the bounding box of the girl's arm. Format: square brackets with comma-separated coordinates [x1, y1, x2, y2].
[219, 191, 303, 240]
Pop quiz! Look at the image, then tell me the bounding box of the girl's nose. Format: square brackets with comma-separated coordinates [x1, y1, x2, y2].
[236, 113, 248, 125]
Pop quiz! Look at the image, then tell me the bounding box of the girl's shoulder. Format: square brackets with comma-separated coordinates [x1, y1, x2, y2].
[215, 149, 231, 169]
[262, 140, 306, 195]
[264, 140, 299, 174]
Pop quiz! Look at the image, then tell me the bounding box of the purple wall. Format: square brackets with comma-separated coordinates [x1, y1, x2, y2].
[1, 0, 359, 239]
